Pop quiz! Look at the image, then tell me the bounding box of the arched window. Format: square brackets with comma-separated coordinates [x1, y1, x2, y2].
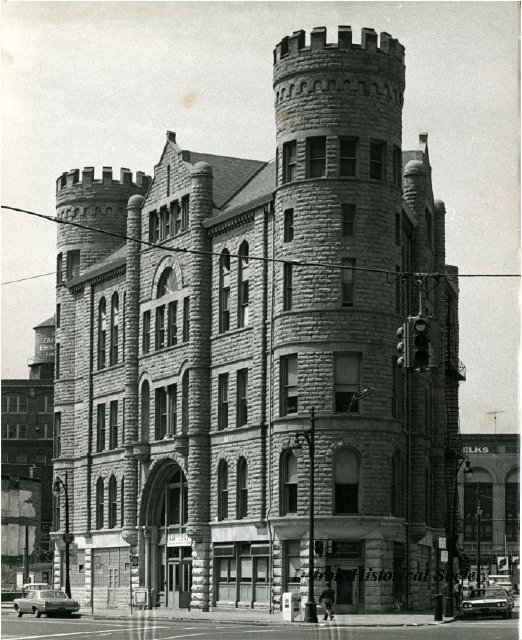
[96, 478, 105, 529]
[97, 298, 107, 370]
[218, 460, 229, 520]
[391, 450, 402, 516]
[238, 242, 249, 327]
[237, 457, 248, 519]
[334, 448, 360, 514]
[157, 268, 177, 298]
[157, 467, 188, 528]
[281, 451, 298, 515]
[140, 381, 150, 441]
[110, 293, 119, 365]
[108, 476, 117, 528]
[219, 250, 231, 332]
[505, 468, 519, 542]
[464, 469, 493, 542]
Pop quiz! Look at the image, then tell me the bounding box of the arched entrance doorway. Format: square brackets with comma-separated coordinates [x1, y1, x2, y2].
[144, 461, 192, 609]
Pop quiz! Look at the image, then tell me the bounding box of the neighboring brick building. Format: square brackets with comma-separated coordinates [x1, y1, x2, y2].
[457, 434, 519, 588]
[1, 316, 55, 585]
[52, 26, 463, 613]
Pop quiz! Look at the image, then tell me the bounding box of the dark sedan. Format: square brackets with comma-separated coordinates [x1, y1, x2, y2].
[13, 589, 80, 618]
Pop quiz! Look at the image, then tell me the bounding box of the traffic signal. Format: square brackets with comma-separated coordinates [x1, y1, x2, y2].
[410, 315, 430, 369]
[396, 322, 410, 368]
[314, 540, 324, 556]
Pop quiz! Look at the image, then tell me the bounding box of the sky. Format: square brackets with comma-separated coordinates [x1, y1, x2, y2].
[1, 1, 519, 435]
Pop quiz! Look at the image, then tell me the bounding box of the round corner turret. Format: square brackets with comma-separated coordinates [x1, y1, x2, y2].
[404, 160, 425, 177]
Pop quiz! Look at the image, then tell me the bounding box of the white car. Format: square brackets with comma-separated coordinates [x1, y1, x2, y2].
[461, 587, 514, 619]
[22, 583, 50, 597]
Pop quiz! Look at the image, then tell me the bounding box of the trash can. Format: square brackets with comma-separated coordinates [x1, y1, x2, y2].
[282, 592, 302, 621]
[433, 593, 443, 621]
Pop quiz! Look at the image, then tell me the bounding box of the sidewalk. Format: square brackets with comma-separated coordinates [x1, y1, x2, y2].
[2, 601, 455, 627]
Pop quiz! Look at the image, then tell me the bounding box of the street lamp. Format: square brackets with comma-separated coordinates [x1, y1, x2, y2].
[476, 485, 483, 591]
[291, 407, 318, 624]
[53, 472, 73, 598]
[446, 455, 472, 616]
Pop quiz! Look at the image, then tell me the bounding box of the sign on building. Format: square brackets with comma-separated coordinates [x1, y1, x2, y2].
[167, 532, 191, 547]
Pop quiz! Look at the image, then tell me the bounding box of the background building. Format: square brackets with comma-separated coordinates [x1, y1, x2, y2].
[457, 433, 519, 588]
[52, 26, 462, 613]
[1, 316, 55, 586]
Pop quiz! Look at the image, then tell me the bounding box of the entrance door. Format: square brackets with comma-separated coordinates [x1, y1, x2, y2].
[326, 564, 359, 614]
[166, 561, 192, 608]
[108, 568, 119, 606]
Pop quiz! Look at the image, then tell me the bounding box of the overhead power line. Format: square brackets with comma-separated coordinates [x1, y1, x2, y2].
[1, 204, 520, 284]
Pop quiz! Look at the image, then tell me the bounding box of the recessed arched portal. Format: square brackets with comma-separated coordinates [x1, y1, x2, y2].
[141, 458, 191, 609]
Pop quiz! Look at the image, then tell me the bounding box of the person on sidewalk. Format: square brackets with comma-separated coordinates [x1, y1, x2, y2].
[319, 582, 335, 621]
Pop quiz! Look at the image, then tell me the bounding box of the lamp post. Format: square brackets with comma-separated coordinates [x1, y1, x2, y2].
[292, 407, 318, 624]
[476, 485, 482, 590]
[53, 472, 73, 598]
[446, 455, 472, 616]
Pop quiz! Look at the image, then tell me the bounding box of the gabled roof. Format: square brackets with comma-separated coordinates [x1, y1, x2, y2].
[223, 160, 276, 213]
[183, 151, 266, 209]
[33, 315, 55, 329]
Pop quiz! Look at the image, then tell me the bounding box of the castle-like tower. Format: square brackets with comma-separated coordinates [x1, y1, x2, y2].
[52, 26, 459, 616]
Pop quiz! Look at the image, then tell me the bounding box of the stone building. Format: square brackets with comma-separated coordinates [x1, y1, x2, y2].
[457, 434, 519, 588]
[52, 26, 462, 613]
[2, 316, 55, 585]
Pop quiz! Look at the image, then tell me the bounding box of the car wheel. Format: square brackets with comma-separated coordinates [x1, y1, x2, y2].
[15, 606, 22, 618]
[33, 607, 41, 618]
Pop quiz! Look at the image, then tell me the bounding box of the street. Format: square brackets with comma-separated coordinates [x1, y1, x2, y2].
[1, 612, 519, 640]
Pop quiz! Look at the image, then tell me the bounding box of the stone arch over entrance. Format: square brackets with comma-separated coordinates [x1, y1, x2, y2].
[139, 457, 191, 609]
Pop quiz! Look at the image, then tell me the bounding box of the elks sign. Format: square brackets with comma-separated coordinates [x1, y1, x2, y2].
[462, 446, 491, 454]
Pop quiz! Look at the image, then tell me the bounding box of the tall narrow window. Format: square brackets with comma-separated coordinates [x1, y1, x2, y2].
[281, 451, 297, 515]
[339, 137, 358, 177]
[505, 470, 519, 542]
[464, 476, 493, 542]
[155, 388, 167, 440]
[108, 476, 117, 528]
[142, 311, 151, 354]
[96, 403, 106, 452]
[167, 301, 178, 347]
[395, 213, 401, 246]
[334, 448, 360, 514]
[284, 209, 294, 242]
[66, 250, 80, 279]
[370, 140, 385, 181]
[56, 253, 63, 285]
[391, 450, 402, 516]
[183, 298, 190, 342]
[96, 478, 104, 529]
[283, 263, 293, 310]
[237, 457, 248, 519]
[155, 305, 165, 350]
[166, 165, 171, 197]
[56, 303, 61, 328]
[167, 384, 177, 436]
[173, 202, 182, 235]
[238, 242, 249, 327]
[120, 479, 125, 527]
[334, 353, 361, 413]
[283, 141, 297, 183]
[218, 373, 229, 430]
[181, 371, 189, 433]
[218, 460, 229, 520]
[181, 195, 189, 230]
[109, 400, 118, 449]
[54, 412, 61, 458]
[341, 204, 355, 238]
[236, 368, 248, 427]
[426, 210, 433, 247]
[307, 136, 326, 178]
[393, 146, 402, 188]
[280, 354, 298, 416]
[55, 343, 61, 379]
[219, 250, 231, 332]
[98, 298, 107, 369]
[110, 293, 119, 366]
[141, 381, 150, 441]
[341, 258, 355, 306]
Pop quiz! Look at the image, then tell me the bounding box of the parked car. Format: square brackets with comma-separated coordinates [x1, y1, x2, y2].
[21, 583, 50, 596]
[14, 589, 80, 618]
[461, 587, 514, 619]
[487, 575, 514, 593]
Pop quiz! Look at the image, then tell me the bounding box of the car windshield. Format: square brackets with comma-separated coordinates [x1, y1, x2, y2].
[40, 591, 67, 599]
[469, 589, 507, 599]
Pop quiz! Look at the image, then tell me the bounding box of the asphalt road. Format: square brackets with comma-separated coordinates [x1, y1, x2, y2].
[1, 613, 519, 640]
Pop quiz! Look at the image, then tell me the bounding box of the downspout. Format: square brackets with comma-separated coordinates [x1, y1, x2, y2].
[265, 201, 276, 614]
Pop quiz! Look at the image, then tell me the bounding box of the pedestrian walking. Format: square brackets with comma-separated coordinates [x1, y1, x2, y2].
[319, 582, 335, 620]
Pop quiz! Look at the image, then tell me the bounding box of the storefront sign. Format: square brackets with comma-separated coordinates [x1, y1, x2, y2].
[463, 446, 492, 454]
[438, 538, 446, 550]
[167, 532, 192, 547]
